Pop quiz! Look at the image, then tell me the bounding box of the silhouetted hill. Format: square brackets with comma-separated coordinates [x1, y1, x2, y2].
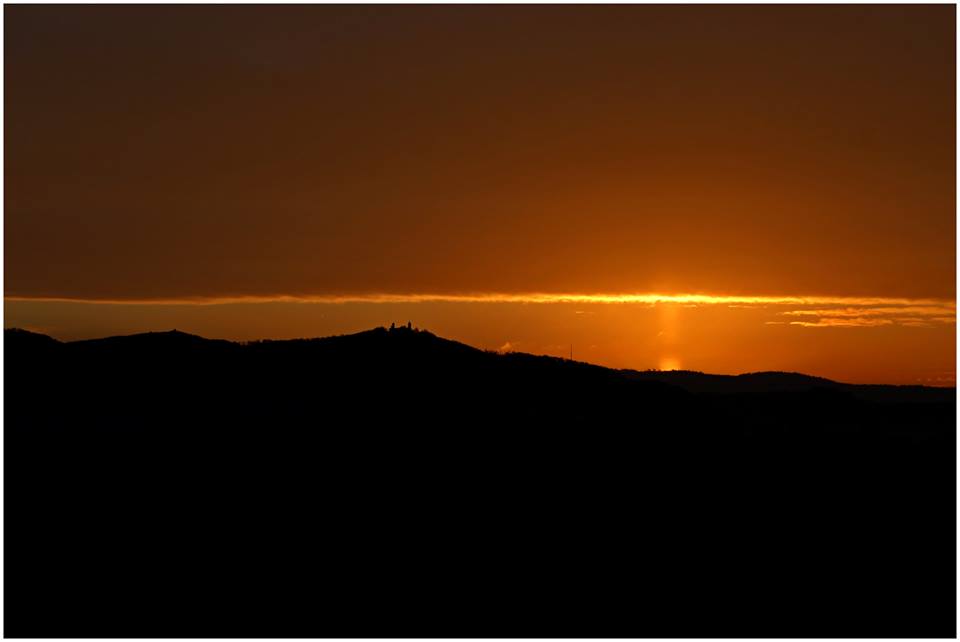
[5, 326, 61, 344]
[624, 368, 954, 403]
[5, 326, 955, 637]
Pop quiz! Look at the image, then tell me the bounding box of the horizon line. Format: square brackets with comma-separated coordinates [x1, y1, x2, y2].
[4, 324, 955, 388]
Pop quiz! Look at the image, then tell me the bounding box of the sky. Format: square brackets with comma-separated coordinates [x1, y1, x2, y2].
[4, 5, 956, 384]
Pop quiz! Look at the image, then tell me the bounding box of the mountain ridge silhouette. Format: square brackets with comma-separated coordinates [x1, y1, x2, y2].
[5, 324, 955, 637]
[8, 325, 952, 400]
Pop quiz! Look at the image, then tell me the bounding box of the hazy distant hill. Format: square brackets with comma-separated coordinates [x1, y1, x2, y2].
[5, 326, 956, 638]
[623, 367, 954, 403]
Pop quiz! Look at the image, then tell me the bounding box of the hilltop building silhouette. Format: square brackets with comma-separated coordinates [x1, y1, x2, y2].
[388, 321, 415, 332]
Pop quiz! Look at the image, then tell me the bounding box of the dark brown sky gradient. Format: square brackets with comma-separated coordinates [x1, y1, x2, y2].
[6, 5, 955, 301]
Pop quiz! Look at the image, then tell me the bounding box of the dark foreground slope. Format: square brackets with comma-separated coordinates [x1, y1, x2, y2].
[5, 327, 956, 637]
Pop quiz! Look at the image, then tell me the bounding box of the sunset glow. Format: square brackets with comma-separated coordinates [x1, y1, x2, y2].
[7, 292, 956, 309]
[7, 291, 955, 386]
[5, 5, 954, 387]
[658, 356, 682, 372]
[5, 6, 956, 638]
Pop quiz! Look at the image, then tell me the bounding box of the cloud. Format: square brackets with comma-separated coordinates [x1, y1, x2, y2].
[778, 303, 955, 328]
[6, 291, 954, 330]
[782, 306, 952, 318]
[5, 292, 954, 308]
[788, 318, 895, 328]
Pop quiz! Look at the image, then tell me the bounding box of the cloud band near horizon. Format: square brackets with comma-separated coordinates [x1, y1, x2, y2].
[5, 292, 955, 329]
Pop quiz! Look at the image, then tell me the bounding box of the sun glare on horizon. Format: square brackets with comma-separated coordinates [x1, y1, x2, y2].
[658, 356, 682, 372]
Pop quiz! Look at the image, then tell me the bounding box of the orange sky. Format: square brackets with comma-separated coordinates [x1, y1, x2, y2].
[4, 5, 956, 384]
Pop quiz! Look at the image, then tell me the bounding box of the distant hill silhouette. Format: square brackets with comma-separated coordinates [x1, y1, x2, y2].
[5, 326, 955, 637]
[624, 367, 953, 403]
